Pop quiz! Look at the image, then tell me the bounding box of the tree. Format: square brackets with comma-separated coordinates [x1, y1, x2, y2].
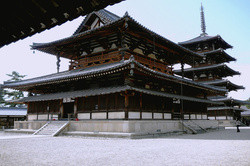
[0, 85, 5, 106]
[246, 97, 250, 109]
[3, 71, 26, 107]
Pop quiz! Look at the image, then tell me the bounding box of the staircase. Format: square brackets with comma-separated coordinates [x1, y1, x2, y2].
[182, 120, 207, 134]
[33, 121, 69, 136]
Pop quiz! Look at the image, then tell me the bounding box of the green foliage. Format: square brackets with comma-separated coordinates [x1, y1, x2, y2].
[245, 97, 250, 109]
[2, 71, 26, 107]
[6, 71, 26, 82]
[0, 86, 5, 105]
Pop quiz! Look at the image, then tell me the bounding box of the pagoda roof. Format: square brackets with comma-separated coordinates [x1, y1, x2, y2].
[2, 56, 227, 94]
[211, 97, 250, 106]
[201, 79, 244, 91]
[174, 63, 240, 79]
[73, 9, 120, 35]
[202, 48, 236, 63]
[31, 11, 203, 65]
[1, 0, 124, 48]
[10, 85, 223, 105]
[207, 106, 246, 112]
[179, 35, 232, 49]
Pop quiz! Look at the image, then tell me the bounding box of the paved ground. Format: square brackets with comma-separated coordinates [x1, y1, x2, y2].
[0, 129, 250, 166]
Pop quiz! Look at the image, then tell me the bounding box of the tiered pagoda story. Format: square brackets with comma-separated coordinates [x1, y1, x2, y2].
[175, 4, 248, 123]
[3, 9, 227, 133]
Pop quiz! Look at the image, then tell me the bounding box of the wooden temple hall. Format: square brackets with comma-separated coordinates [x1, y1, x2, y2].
[3, 9, 228, 122]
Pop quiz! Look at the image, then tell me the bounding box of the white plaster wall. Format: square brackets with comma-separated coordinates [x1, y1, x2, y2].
[109, 112, 125, 119]
[142, 112, 152, 119]
[153, 113, 162, 119]
[208, 116, 215, 120]
[216, 116, 227, 120]
[78, 113, 91, 120]
[92, 112, 106, 119]
[202, 115, 207, 120]
[164, 113, 171, 119]
[197, 114, 202, 119]
[27, 114, 37, 121]
[184, 114, 190, 120]
[38, 114, 48, 120]
[190, 114, 196, 119]
[128, 112, 140, 119]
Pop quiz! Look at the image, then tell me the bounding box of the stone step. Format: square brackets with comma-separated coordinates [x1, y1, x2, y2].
[35, 121, 68, 136]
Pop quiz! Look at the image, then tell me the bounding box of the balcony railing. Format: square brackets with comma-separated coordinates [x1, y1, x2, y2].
[69, 50, 173, 75]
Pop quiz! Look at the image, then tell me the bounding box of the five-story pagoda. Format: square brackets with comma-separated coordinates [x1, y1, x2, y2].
[175, 4, 248, 123]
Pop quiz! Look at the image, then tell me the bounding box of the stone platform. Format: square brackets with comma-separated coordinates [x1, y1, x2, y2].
[13, 120, 219, 138]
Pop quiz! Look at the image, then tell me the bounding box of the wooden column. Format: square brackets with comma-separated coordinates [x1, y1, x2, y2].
[106, 95, 109, 119]
[124, 94, 129, 119]
[59, 99, 63, 119]
[171, 102, 174, 120]
[180, 62, 184, 120]
[139, 93, 142, 120]
[74, 98, 78, 118]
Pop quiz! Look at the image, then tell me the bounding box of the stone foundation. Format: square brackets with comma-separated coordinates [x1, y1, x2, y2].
[14, 120, 219, 134]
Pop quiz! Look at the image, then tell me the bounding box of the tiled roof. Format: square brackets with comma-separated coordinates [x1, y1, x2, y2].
[179, 34, 232, 49]
[201, 79, 244, 91]
[211, 97, 250, 105]
[73, 9, 120, 35]
[202, 48, 236, 62]
[174, 63, 240, 76]
[0, 107, 27, 116]
[12, 85, 222, 105]
[2, 57, 227, 93]
[31, 12, 203, 64]
[207, 106, 246, 112]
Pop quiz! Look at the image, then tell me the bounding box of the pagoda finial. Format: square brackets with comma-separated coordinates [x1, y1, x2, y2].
[200, 3, 207, 36]
[124, 11, 129, 17]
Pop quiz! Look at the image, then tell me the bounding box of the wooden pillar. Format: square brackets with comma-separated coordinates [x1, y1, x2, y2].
[74, 98, 78, 118]
[115, 93, 118, 110]
[171, 102, 174, 120]
[180, 62, 184, 120]
[124, 94, 129, 119]
[225, 110, 228, 120]
[139, 93, 142, 120]
[47, 102, 50, 121]
[59, 99, 63, 119]
[106, 95, 109, 119]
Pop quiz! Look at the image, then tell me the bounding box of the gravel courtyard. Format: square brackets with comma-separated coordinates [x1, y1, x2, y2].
[0, 129, 250, 166]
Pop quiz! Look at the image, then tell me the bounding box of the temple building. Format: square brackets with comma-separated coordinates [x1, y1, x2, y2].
[2, 9, 228, 135]
[175, 4, 248, 125]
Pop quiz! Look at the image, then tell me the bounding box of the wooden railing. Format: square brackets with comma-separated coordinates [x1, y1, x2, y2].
[69, 50, 173, 75]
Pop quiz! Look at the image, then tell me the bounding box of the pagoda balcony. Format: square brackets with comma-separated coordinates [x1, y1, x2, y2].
[69, 49, 173, 75]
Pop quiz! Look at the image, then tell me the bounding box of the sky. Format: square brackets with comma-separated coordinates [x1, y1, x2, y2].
[0, 0, 250, 100]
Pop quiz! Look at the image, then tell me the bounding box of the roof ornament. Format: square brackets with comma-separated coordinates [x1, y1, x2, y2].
[200, 3, 207, 37]
[124, 11, 129, 17]
[129, 55, 135, 61]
